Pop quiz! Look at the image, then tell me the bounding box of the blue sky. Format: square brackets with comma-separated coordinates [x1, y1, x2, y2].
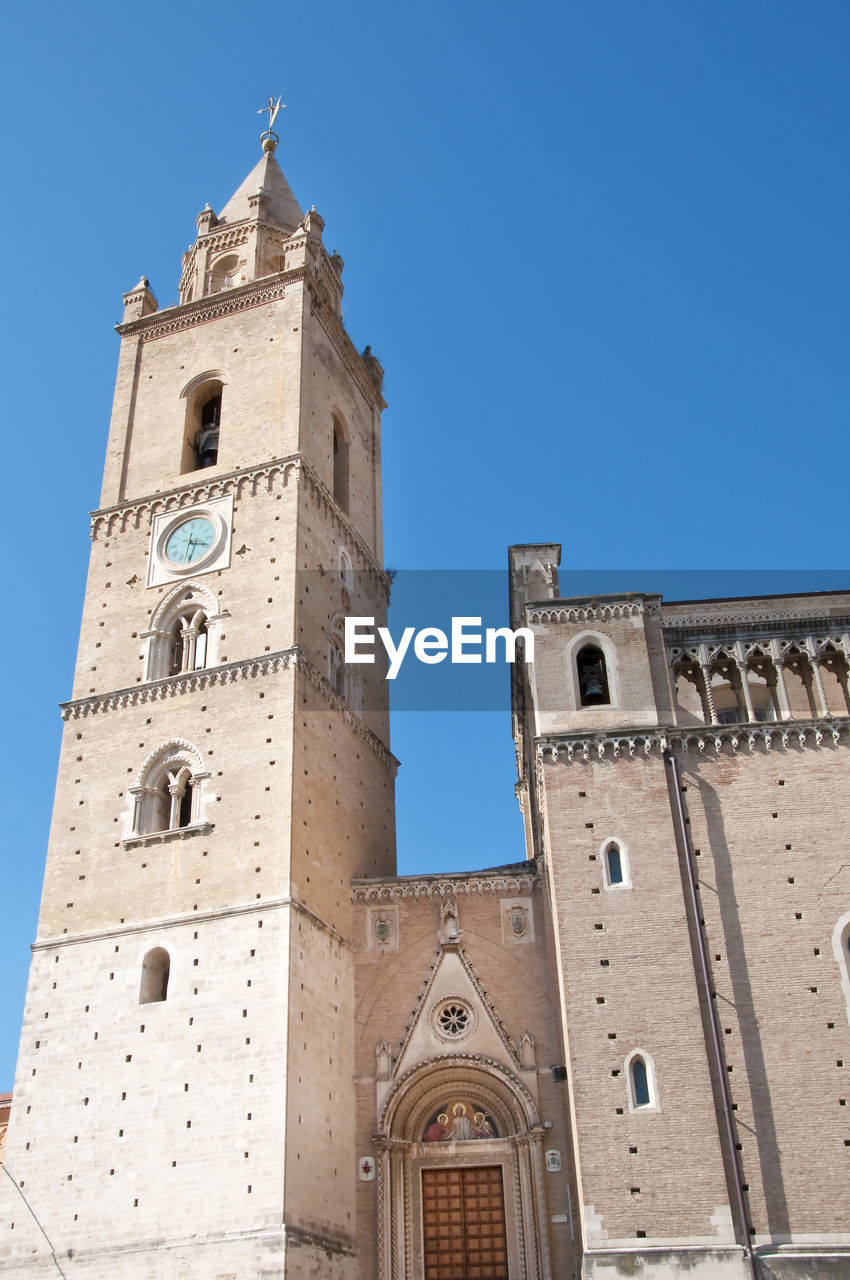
[0, 1, 848, 1086]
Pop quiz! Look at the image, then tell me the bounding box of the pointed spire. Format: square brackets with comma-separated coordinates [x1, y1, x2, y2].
[217, 150, 304, 233]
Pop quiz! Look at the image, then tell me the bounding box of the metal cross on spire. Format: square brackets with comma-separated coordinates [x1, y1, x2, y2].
[258, 96, 285, 153]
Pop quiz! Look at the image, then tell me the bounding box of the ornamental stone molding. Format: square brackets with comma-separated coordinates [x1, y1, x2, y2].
[91, 457, 299, 537]
[527, 600, 649, 625]
[309, 289, 387, 410]
[135, 737, 205, 786]
[61, 647, 398, 774]
[351, 866, 539, 903]
[390, 945, 521, 1074]
[118, 265, 384, 412]
[90, 455, 390, 599]
[662, 607, 850, 634]
[377, 1052, 540, 1137]
[62, 649, 299, 719]
[117, 275, 289, 341]
[536, 716, 850, 764]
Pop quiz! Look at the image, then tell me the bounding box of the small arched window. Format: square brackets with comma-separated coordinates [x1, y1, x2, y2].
[181, 376, 225, 474]
[626, 1050, 658, 1111]
[195, 395, 220, 469]
[333, 415, 349, 513]
[139, 948, 170, 1004]
[602, 839, 629, 889]
[338, 547, 354, 591]
[577, 644, 610, 707]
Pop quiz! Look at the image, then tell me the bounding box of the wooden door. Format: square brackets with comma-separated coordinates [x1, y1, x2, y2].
[422, 1165, 509, 1280]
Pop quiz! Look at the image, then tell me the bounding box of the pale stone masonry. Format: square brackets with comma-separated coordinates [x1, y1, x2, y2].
[0, 135, 848, 1280]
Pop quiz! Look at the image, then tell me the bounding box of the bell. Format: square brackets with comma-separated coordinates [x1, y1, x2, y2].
[581, 671, 606, 703]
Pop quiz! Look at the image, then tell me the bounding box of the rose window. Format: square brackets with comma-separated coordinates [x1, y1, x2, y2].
[439, 1003, 469, 1036]
[431, 997, 476, 1042]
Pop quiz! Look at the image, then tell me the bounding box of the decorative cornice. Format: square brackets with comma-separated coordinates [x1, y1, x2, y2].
[351, 864, 539, 903]
[116, 272, 297, 340]
[536, 716, 850, 763]
[90, 455, 390, 597]
[62, 649, 299, 718]
[61, 646, 397, 774]
[527, 600, 650, 625]
[91, 456, 299, 536]
[310, 289, 387, 412]
[662, 608, 850, 636]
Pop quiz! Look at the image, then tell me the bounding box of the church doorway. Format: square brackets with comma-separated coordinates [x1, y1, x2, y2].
[422, 1165, 509, 1280]
[377, 1055, 551, 1279]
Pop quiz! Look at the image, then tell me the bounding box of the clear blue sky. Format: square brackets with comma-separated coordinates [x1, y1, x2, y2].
[0, 1, 848, 1086]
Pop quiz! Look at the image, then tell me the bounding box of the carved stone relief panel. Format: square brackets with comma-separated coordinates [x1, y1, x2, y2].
[501, 897, 535, 946]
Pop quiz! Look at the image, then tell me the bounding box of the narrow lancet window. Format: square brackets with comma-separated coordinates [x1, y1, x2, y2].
[607, 844, 624, 885]
[629, 1059, 650, 1111]
[333, 415, 349, 513]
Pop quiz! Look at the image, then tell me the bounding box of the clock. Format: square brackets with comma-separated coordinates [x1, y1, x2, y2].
[164, 516, 217, 567]
[147, 496, 233, 587]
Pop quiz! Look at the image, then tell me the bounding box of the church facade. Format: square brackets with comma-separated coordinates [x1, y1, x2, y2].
[0, 136, 848, 1280]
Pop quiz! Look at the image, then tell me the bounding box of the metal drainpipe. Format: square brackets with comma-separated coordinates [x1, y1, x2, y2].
[663, 749, 759, 1280]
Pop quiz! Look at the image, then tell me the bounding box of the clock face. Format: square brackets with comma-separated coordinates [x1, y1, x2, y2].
[164, 516, 217, 566]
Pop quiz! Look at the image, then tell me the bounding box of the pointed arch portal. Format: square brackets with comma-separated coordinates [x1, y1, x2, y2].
[376, 1055, 551, 1280]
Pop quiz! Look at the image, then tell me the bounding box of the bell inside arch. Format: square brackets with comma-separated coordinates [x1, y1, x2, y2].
[577, 645, 610, 706]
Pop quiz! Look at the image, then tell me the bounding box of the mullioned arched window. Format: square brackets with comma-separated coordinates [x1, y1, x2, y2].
[130, 741, 206, 837]
[145, 584, 217, 681]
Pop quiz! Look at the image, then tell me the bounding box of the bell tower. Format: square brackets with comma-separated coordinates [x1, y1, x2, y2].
[0, 123, 395, 1278]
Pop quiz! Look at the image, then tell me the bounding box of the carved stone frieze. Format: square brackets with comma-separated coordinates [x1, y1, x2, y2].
[61, 647, 398, 773]
[351, 867, 539, 903]
[536, 716, 850, 764]
[90, 455, 391, 597]
[117, 276, 290, 341]
[527, 600, 647, 625]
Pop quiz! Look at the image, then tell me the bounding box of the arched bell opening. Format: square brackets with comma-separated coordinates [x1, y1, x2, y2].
[376, 1056, 553, 1280]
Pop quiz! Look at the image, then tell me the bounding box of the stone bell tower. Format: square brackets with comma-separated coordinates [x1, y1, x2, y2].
[0, 121, 395, 1278]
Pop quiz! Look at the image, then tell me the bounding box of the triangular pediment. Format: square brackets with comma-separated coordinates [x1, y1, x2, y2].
[392, 946, 520, 1082]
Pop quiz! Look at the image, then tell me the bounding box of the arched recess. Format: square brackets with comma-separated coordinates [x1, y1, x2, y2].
[180, 371, 229, 474]
[831, 912, 850, 1030]
[130, 739, 207, 837]
[376, 1054, 551, 1280]
[139, 947, 170, 1004]
[332, 413, 349, 513]
[567, 631, 618, 712]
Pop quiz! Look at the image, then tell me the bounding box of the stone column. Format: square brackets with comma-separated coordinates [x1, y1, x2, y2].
[810, 655, 832, 718]
[530, 1128, 553, 1279]
[699, 664, 718, 723]
[735, 659, 755, 722]
[168, 784, 182, 830]
[771, 653, 792, 720]
[517, 1135, 540, 1280]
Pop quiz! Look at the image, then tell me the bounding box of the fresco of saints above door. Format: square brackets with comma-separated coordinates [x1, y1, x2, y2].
[422, 1101, 498, 1142]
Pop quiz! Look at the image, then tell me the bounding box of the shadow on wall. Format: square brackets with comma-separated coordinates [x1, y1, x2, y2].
[687, 768, 790, 1244]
